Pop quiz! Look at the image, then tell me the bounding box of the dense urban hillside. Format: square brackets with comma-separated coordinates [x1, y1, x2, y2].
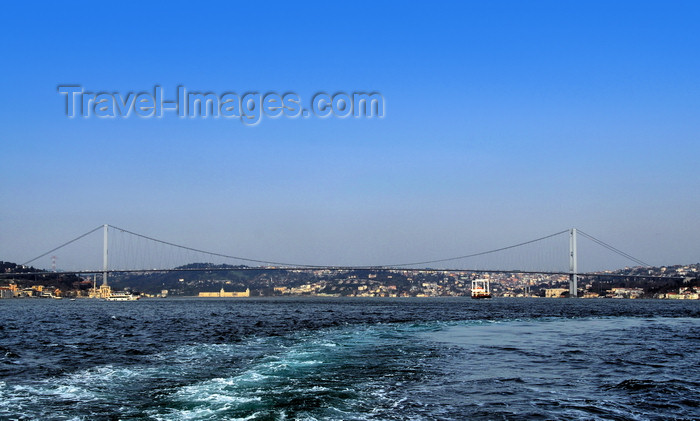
[2, 261, 698, 298]
[0, 261, 88, 293]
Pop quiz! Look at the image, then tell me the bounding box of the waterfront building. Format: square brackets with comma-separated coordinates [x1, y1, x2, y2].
[545, 288, 569, 298]
[199, 287, 250, 298]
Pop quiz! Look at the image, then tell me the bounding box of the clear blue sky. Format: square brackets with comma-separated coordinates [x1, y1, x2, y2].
[2, 1, 699, 270]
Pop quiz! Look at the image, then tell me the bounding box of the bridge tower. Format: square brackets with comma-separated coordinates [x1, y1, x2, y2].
[102, 224, 108, 286]
[569, 228, 578, 297]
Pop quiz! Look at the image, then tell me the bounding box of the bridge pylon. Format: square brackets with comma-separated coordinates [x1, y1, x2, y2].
[569, 228, 578, 297]
[102, 224, 108, 286]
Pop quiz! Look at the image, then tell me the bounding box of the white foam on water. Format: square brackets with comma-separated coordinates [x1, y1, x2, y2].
[0, 362, 172, 420]
[4, 321, 430, 420]
[152, 328, 383, 419]
[293, 414, 320, 421]
[234, 370, 271, 383]
[173, 377, 262, 405]
[149, 406, 266, 421]
[159, 342, 243, 363]
[10, 380, 99, 403]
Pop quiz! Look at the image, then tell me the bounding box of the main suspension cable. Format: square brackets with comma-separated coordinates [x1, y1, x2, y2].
[381, 230, 570, 268]
[21, 225, 104, 266]
[109, 225, 327, 268]
[577, 230, 649, 267]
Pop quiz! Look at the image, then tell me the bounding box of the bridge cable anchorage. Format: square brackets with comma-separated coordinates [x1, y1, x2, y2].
[108, 225, 329, 269]
[577, 230, 650, 267]
[21, 225, 104, 266]
[377, 230, 570, 268]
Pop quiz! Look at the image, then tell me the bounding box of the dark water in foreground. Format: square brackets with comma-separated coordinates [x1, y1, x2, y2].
[1, 298, 698, 420]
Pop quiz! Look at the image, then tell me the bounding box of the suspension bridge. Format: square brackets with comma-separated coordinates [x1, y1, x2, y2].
[4, 224, 663, 297]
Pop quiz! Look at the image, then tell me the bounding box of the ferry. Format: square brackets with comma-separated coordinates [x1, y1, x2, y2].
[106, 292, 140, 301]
[471, 279, 492, 299]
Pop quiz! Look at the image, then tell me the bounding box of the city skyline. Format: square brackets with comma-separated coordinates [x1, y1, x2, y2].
[2, 1, 699, 268]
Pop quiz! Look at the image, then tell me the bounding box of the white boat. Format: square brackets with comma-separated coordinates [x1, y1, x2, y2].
[471, 279, 492, 299]
[106, 292, 140, 301]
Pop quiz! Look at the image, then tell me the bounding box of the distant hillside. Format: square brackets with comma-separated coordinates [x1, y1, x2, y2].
[108, 263, 288, 295]
[612, 263, 699, 279]
[0, 261, 86, 292]
[586, 263, 700, 296]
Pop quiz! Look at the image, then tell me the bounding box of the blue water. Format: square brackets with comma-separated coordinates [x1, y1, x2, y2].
[1, 298, 698, 420]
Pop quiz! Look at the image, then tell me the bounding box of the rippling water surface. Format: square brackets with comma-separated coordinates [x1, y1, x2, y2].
[1, 298, 698, 420]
